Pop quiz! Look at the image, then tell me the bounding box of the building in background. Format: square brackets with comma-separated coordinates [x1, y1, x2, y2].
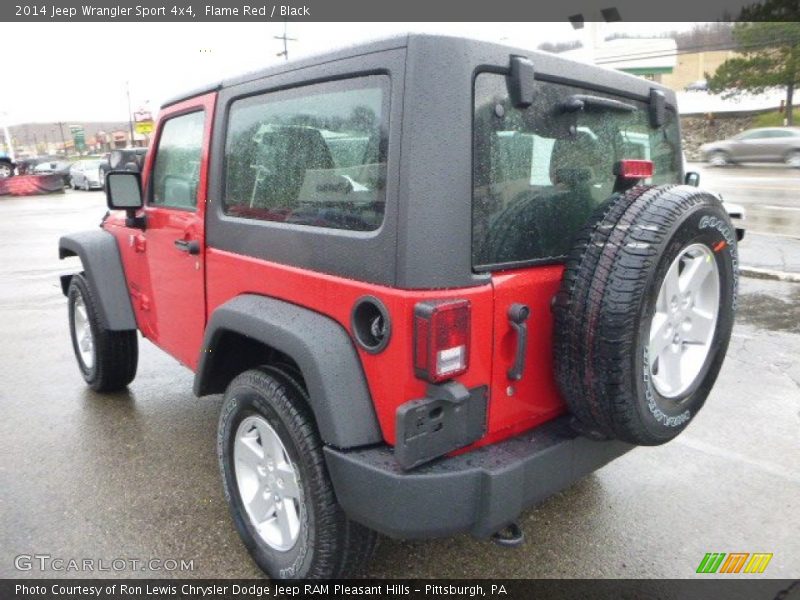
[661, 49, 738, 91]
[6, 121, 149, 157]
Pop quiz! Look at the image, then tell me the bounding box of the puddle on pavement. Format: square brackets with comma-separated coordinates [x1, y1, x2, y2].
[736, 284, 800, 333]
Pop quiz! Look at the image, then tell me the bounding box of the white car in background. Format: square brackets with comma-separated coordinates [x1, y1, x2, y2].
[69, 159, 105, 191]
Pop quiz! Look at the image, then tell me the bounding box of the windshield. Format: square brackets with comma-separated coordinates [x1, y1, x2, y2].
[472, 73, 681, 270]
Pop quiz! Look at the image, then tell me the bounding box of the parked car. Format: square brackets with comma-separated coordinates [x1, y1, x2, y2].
[0, 152, 14, 177]
[701, 127, 800, 167]
[69, 159, 106, 190]
[684, 79, 708, 92]
[16, 155, 60, 176]
[99, 147, 147, 181]
[59, 34, 739, 580]
[34, 160, 73, 187]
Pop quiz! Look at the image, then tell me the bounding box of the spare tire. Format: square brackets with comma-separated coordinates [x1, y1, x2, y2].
[553, 185, 738, 445]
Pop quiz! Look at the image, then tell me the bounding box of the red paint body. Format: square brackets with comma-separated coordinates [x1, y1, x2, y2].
[106, 92, 567, 449]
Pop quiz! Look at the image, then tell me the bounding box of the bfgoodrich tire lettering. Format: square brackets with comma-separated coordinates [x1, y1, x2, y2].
[217, 367, 377, 579]
[553, 185, 738, 445]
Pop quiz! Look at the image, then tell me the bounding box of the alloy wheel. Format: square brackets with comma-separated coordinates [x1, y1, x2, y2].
[234, 415, 303, 552]
[72, 292, 95, 370]
[648, 243, 720, 398]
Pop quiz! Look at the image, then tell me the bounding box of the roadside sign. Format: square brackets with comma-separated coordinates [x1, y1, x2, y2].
[69, 124, 85, 152]
[134, 108, 154, 136]
[134, 121, 154, 135]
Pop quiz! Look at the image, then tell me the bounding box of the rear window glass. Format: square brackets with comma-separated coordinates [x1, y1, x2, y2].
[223, 75, 389, 232]
[473, 73, 681, 270]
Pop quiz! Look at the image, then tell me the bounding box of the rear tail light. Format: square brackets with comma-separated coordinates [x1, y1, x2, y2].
[414, 299, 471, 383]
[614, 159, 654, 179]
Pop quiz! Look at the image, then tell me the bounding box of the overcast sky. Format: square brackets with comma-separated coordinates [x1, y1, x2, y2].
[1, 22, 696, 125]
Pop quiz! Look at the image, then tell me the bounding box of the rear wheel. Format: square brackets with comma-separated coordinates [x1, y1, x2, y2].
[67, 274, 138, 392]
[709, 151, 730, 167]
[218, 367, 377, 579]
[553, 185, 738, 445]
[0, 161, 13, 178]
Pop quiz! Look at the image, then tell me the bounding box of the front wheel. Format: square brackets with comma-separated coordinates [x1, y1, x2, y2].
[67, 274, 138, 392]
[218, 367, 377, 579]
[709, 151, 731, 167]
[784, 150, 800, 168]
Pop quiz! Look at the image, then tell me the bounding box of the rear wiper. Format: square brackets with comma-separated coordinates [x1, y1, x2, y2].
[561, 94, 636, 113]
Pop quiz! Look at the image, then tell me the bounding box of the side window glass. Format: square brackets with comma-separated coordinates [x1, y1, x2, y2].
[223, 75, 390, 232]
[150, 111, 205, 209]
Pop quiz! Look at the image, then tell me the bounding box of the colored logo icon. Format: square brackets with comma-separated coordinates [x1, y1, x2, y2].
[696, 553, 773, 574]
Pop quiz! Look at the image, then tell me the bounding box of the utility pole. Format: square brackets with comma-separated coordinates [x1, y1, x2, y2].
[57, 122, 67, 156]
[274, 21, 297, 61]
[126, 81, 135, 148]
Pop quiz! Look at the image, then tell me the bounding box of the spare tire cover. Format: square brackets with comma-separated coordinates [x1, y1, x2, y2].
[553, 185, 738, 445]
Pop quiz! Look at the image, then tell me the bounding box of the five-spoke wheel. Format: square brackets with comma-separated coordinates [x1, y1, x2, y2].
[648, 244, 720, 398]
[234, 415, 302, 552]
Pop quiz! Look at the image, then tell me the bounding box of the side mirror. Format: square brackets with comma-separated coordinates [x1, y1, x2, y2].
[106, 171, 145, 229]
[685, 171, 700, 187]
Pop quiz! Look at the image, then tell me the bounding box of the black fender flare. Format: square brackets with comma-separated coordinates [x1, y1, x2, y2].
[195, 294, 383, 449]
[58, 230, 137, 331]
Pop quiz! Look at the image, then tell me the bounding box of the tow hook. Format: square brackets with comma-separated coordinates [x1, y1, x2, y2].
[491, 522, 525, 547]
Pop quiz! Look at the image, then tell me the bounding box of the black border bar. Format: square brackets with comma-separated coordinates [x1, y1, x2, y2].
[2, 0, 798, 22]
[2, 579, 799, 600]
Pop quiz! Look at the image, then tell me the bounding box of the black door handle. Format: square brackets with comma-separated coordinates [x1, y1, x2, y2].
[507, 303, 530, 381]
[174, 239, 201, 255]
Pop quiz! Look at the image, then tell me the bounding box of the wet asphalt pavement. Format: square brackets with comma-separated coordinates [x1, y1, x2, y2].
[0, 176, 798, 579]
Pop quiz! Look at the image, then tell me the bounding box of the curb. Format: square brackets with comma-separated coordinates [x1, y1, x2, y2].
[740, 266, 800, 283]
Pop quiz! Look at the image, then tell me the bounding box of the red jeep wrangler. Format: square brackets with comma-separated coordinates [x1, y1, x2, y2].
[59, 35, 738, 579]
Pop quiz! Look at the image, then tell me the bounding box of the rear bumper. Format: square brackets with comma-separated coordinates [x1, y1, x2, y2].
[324, 416, 632, 539]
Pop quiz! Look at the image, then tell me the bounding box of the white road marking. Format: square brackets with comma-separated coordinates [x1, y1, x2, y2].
[759, 205, 800, 212]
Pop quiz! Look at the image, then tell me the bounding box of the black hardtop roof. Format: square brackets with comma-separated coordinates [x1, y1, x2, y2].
[160, 33, 674, 109]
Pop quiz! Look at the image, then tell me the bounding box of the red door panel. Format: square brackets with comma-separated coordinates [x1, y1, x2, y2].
[135, 93, 216, 369]
[487, 265, 568, 437]
[142, 209, 205, 366]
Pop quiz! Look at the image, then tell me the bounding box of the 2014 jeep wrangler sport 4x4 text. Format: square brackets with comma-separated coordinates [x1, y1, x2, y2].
[59, 34, 738, 579]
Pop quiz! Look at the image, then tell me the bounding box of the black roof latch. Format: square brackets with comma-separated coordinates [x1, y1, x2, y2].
[649, 88, 666, 128]
[507, 56, 535, 108]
